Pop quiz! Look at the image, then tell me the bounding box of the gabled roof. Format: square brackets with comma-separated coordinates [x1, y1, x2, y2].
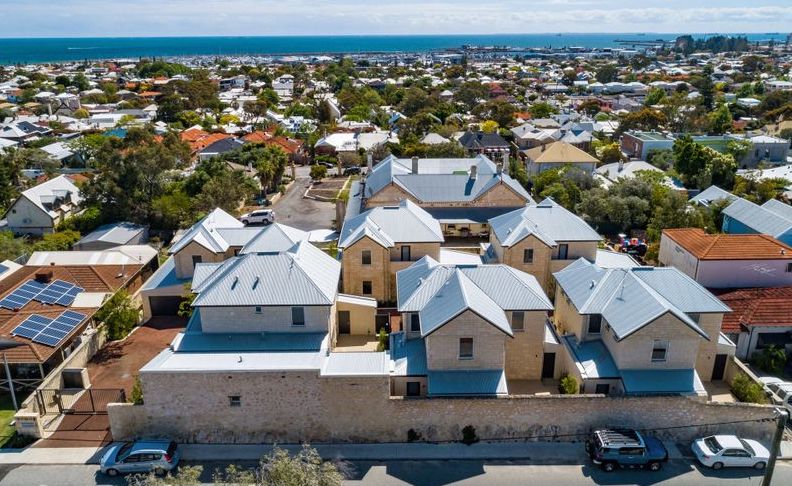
[554, 259, 730, 341]
[168, 208, 243, 255]
[12, 175, 81, 218]
[524, 141, 599, 164]
[690, 185, 737, 207]
[722, 198, 792, 238]
[489, 198, 601, 247]
[338, 199, 443, 249]
[663, 228, 792, 261]
[457, 131, 509, 150]
[397, 256, 551, 337]
[239, 223, 310, 254]
[192, 240, 340, 307]
[77, 222, 145, 246]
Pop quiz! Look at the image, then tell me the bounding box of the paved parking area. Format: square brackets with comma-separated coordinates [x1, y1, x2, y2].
[273, 177, 337, 231]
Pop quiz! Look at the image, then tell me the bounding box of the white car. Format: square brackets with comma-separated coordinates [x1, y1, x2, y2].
[691, 435, 770, 470]
[766, 382, 792, 413]
[240, 209, 275, 226]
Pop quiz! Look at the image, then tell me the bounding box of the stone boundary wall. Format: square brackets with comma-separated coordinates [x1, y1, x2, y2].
[108, 371, 776, 445]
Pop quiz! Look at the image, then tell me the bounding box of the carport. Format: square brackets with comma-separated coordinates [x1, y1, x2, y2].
[139, 257, 191, 320]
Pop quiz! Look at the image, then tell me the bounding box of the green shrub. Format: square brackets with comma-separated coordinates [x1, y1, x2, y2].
[407, 429, 422, 442]
[752, 345, 787, 375]
[95, 290, 139, 341]
[461, 425, 479, 445]
[130, 375, 144, 405]
[310, 164, 327, 180]
[559, 374, 578, 395]
[376, 327, 389, 352]
[731, 373, 767, 404]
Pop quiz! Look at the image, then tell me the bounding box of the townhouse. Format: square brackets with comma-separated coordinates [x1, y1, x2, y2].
[721, 197, 792, 246]
[523, 141, 600, 175]
[553, 259, 733, 396]
[485, 198, 601, 293]
[659, 228, 792, 288]
[715, 287, 792, 360]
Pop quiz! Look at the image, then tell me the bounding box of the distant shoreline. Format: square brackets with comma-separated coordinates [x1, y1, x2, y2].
[0, 33, 786, 65]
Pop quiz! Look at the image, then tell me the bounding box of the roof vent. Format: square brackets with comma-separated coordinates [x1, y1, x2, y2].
[589, 280, 596, 289]
[253, 275, 260, 289]
[231, 275, 239, 289]
[35, 271, 53, 283]
[237, 355, 243, 363]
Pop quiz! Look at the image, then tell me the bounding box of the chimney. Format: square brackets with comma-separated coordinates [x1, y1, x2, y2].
[367, 153, 373, 173]
[501, 152, 509, 175]
[470, 165, 478, 180]
[411, 156, 419, 174]
[496, 163, 503, 175]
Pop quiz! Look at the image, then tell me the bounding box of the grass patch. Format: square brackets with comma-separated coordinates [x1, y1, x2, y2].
[0, 394, 18, 448]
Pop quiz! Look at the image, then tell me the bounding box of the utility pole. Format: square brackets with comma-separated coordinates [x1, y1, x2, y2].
[762, 407, 789, 486]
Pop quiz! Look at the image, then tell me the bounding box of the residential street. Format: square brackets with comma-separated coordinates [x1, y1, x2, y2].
[271, 175, 336, 231]
[1, 460, 791, 486]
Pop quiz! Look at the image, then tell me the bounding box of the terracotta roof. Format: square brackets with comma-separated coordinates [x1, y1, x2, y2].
[0, 264, 143, 364]
[242, 131, 303, 154]
[189, 133, 231, 153]
[714, 287, 792, 333]
[241, 131, 271, 144]
[180, 128, 209, 143]
[524, 141, 599, 164]
[663, 228, 792, 261]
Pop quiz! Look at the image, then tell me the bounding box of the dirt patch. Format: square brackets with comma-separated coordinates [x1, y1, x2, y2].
[306, 177, 348, 200]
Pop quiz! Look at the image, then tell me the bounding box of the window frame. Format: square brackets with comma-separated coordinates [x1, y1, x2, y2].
[651, 339, 669, 363]
[191, 255, 203, 268]
[362, 280, 373, 295]
[523, 248, 534, 264]
[511, 311, 525, 332]
[291, 306, 305, 327]
[557, 243, 569, 260]
[361, 250, 372, 265]
[229, 395, 241, 407]
[409, 313, 421, 333]
[458, 337, 474, 360]
[254, 306, 262, 314]
[401, 245, 411, 262]
[587, 314, 602, 334]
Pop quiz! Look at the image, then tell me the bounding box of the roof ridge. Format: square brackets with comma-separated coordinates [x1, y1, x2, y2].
[289, 245, 336, 305]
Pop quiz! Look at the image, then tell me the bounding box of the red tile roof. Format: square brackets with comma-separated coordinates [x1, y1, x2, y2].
[663, 228, 792, 261]
[713, 287, 792, 333]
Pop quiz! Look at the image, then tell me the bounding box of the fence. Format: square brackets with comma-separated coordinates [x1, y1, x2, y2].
[36, 388, 125, 415]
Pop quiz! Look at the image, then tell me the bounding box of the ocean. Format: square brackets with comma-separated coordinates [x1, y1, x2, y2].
[0, 33, 787, 65]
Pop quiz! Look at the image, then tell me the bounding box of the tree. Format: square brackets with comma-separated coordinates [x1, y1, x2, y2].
[0, 149, 24, 211]
[529, 102, 557, 119]
[708, 103, 732, 135]
[473, 100, 515, 127]
[31, 230, 81, 252]
[593, 140, 624, 163]
[595, 64, 618, 84]
[698, 65, 715, 111]
[94, 290, 139, 341]
[480, 120, 499, 133]
[454, 82, 488, 111]
[0, 231, 27, 262]
[177, 283, 195, 318]
[577, 99, 601, 116]
[260, 445, 343, 486]
[644, 87, 666, 106]
[73, 108, 89, 119]
[673, 136, 737, 189]
[617, 108, 666, 134]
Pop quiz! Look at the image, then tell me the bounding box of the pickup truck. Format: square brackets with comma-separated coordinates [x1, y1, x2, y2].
[586, 429, 669, 472]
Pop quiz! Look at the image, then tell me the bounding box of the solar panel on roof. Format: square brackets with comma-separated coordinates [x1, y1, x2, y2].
[11, 314, 53, 339]
[32, 279, 84, 307]
[0, 280, 48, 310]
[30, 310, 87, 347]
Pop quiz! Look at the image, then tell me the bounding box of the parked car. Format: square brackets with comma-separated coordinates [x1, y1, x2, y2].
[254, 195, 272, 206]
[765, 381, 792, 412]
[585, 429, 668, 472]
[757, 376, 785, 399]
[691, 435, 769, 470]
[343, 165, 361, 175]
[100, 440, 180, 476]
[316, 161, 335, 169]
[240, 209, 275, 226]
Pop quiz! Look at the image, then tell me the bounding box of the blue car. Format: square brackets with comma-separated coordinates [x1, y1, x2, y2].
[100, 440, 180, 477]
[586, 429, 668, 472]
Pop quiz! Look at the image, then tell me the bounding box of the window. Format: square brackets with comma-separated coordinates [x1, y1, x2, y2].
[523, 249, 534, 264]
[233, 248, 240, 256]
[406, 381, 421, 397]
[401, 245, 411, 262]
[595, 383, 610, 395]
[191, 255, 202, 268]
[558, 244, 569, 260]
[588, 315, 602, 334]
[511, 311, 525, 332]
[459, 338, 474, 359]
[410, 314, 421, 333]
[123, 454, 141, 463]
[787, 262, 792, 273]
[361, 250, 372, 265]
[229, 395, 241, 407]
[651, 340, 668, 362]
[618, 447, 645, 456]
[362, 281, 372, 295]
[291, 307, 305, 326]
[254, 306, 262, 314]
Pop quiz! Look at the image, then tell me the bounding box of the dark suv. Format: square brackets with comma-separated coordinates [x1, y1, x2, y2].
[586, 429, 669, 472]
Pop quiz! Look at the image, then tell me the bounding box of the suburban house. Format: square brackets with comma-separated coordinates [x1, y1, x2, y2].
[659, 228, 792, 288]
[553, 259, 733, 396]
[0, 245, 157, 389]
[721, 197, 792, 246]
[457, 131, 510, 156]
[523, 141, 600, 175]
[198, 137, 245, 161]
[511, 123, 560, 150]
[73, 222, 148, 251]
[689, 185, 737, 207]
[391, 255, 555, 397]
[338, 200, 444, 304]
[485, 198, 601, 293]
[714, 287, 792, 361]
[4, 175, 81, 235]
[141, 208, 318, 320]
[354, 154, 532, 238]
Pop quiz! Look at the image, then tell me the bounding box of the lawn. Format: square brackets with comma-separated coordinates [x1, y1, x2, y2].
[0, 394, 17, 447]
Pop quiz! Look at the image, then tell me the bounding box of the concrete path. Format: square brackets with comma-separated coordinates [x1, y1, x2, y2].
[0, 446, 103, 465]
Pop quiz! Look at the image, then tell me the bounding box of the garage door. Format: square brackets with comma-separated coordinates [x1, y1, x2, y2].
[148, 296, 183, 316]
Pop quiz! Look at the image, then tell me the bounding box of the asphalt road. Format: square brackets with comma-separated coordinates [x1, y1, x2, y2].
[2, 460, 791, 486]
[271, 176, 337, 231]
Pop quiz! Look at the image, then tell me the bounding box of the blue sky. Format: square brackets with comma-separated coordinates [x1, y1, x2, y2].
[2, 0, 792, 37]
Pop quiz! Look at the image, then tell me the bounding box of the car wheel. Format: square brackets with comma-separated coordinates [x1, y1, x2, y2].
[241, 220, 249, 225]
[263, 219, 272, 226]
[154, 468, 167, 477]
[106, 469, 119, 477]
[754, 461, 766, 470]
[602, 462, 616, 472]
[712, 462, 724, 470]
[648, 461, 662, 471]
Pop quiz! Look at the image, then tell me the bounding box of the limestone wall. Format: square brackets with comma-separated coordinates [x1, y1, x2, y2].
[109, 369, 776, 445]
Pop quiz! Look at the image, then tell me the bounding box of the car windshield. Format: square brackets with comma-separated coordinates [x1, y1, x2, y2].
[167, 441, 178, 456]
[116, 442, 134, 459]
[739, 439, 755, 456]
[704, 437, 723, 454]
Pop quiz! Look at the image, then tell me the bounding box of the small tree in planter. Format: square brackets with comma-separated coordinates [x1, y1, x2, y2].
[559, 374, 578, 395]
[94, 290, 139, 341]
[310, 164, 327, 181]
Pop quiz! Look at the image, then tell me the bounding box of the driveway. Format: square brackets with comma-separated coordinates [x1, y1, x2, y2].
[273, 177, 336, 231]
